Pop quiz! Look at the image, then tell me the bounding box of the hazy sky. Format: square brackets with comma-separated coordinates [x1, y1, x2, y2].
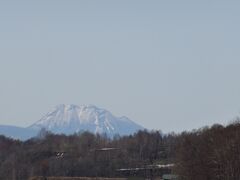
[1, 0, 240, 133]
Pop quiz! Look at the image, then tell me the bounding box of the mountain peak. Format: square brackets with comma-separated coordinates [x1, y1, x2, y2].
[56, 104, 79, 109]
[29, 104, 144, 136]
[54, 104, 101, 112]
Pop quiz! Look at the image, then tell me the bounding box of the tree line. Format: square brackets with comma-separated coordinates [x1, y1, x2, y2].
[0, 120, 240, 180]
[174, 120, 240, 180]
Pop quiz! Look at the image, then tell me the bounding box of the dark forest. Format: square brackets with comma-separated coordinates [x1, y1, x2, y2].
[0, 121, 240, 180]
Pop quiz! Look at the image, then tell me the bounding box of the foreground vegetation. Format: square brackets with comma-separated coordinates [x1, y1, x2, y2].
[0, 121, 240, 180]
[29, 177, 127, 180]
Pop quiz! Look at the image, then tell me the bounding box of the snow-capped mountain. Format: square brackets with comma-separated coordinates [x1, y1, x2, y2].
[29, 104, 144, 136]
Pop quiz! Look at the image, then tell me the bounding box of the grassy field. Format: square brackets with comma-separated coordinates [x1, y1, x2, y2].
[28, 177, 160, 180]
[29, 177, 128, 180]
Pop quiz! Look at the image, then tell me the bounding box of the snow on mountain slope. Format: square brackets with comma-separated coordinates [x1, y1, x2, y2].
[29, 104, 144, 136]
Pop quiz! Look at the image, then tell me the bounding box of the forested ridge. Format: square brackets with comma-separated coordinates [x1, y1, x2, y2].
[0, 121, 240, 180]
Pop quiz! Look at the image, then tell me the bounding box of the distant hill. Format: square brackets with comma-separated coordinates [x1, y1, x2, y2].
[0, 125, 37, 140]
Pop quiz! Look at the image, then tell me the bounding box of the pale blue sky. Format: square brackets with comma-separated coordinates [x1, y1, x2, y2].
[0, 0, 240, 132]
